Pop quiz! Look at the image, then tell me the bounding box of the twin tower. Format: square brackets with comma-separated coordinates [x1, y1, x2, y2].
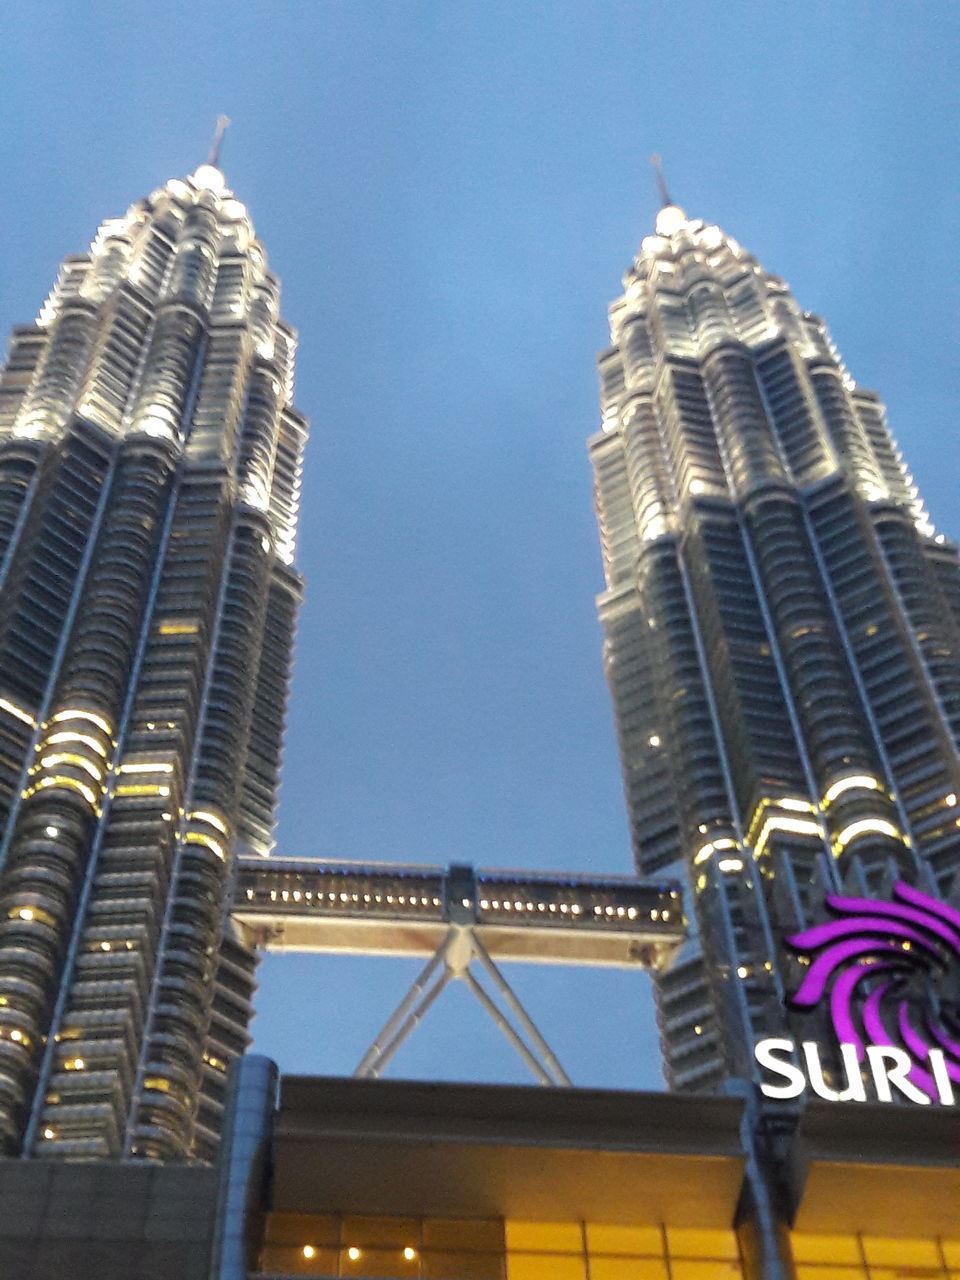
[0, 164, 955, 1160]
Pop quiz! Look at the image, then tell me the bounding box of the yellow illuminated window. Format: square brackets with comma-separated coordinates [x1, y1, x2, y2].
[507, 1257, 584, 1280]
[8, 905, 56, 927]
[0, 697, 35, 726]
[505, 1222, 583, 1253]
[665, 1227, 739, 1260]
[506, 1220, 585, 1280]
[340, 1245, 419, 1277]
[184, 830, 225, 860]
[45, 731, 107, 755]
[39, 752, 103, 779]
[545, 1223, 732, 1280]
[590, 1260, 668, 1280]
[49, 708, 112, 735]
[793, 1231, 960, 1277]
[792, 1233, 861, 1264]
[188, 808, 229, 834]
[24, 775, 99, 807]
[669, 1262, 740, 1279]
[586, 1224, 664, 1255]
[862, 1235, 942, 1267]
[158, 620, 198, 635]
[794, 1269, 861, 1280]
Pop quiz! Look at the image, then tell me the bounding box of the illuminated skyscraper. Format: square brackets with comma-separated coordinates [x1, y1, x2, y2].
[591, 195, 960, 1092]
[0, 158, 306, 1159]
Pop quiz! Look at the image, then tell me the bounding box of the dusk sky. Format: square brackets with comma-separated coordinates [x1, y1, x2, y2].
[2, 2, 958, 1092]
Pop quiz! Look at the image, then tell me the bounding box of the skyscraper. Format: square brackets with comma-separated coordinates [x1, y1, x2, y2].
[591, 195, 960, 1092]
[0, 158, 306, 1160]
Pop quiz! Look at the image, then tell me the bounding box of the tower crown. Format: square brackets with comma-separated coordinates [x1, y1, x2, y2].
[189, 162, 228, 194]
[654, 204, 688, 236]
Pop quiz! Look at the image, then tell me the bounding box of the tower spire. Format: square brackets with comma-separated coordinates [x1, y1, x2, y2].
[207, 114, 230, 168]
[651, 154, 672, 209]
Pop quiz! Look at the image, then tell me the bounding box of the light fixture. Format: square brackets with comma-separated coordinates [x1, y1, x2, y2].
[347, 1247, 361, 1262]
[403, 1247, 417, 1260]
[302, 1245, 316, 1260]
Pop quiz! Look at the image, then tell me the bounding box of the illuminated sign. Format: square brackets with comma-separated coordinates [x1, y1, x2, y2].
[758, 882, 959, 1104]
[755, 1036, 955, 1105]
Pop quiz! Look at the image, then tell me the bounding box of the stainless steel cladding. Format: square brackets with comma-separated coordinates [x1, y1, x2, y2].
[591, 202, 960, 1094]
[0, 163, 307, 1160]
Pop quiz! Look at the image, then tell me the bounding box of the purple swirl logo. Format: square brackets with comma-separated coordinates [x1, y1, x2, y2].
[786, 882, 960, 1100]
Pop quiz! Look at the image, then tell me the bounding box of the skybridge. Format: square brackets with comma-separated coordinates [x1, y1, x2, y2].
[233, 858, 684, 1085]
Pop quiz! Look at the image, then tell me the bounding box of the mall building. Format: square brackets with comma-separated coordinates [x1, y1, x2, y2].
[0, 1054, 955, 1279]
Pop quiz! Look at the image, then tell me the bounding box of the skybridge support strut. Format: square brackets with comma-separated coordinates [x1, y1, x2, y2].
[353, 937, 454, 1079]
[353, 925, 572, 1086]
[470, 933, 571, 1085]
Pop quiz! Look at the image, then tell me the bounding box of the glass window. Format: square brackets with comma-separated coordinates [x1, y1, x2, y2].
[792, 1233, 860, 1264]
[862, 1236, 941, 1267]
[506, 1257, 584, 1280]
[505, 1222, 583, 1253]
[586, 1223, 664, 1256]
[666, 1227, 740, 1260]
[792, 1230, 959, 1277]
[423, 1219, 504, 1253]
[261, 1212, 506, 1279]
[421, 1251, 503, 1280]
[590, 1260, 668, 1280]
[340, 1245, 418, 1278]
[795, 1268, 862, 1280]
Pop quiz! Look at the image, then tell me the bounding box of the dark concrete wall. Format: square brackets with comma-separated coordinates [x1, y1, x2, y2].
[0, 1159, 217, 1279]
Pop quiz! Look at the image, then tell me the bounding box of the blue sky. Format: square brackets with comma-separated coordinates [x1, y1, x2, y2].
[1, 1, 958, 1091]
